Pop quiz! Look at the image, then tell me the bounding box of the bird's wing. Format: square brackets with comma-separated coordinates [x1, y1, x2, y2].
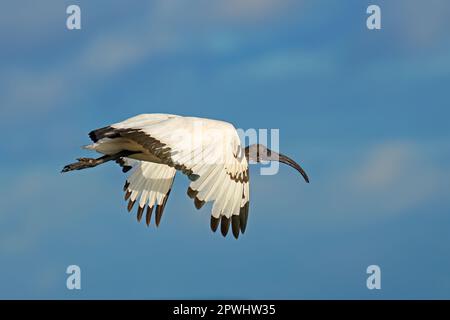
[187, 154, 250, 239]
[107, 116, 250, 238]
[123, 161, 176, 227]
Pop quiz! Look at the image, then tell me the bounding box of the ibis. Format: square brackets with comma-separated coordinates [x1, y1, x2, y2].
[62, 114, 309, 239]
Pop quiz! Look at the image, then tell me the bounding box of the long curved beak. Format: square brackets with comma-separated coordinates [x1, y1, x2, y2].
[278, 153, 310, 183]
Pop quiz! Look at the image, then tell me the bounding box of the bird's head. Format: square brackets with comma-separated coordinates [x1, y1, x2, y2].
[244, 144, 309, 183]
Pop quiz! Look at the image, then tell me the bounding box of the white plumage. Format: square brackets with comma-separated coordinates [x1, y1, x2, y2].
[83, 114, 249, 238]
[63, 113, 309, 239]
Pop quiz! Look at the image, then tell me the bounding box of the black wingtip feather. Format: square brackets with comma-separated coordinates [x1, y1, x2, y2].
[146, 206, 154, 226]
[151, 188, 172, 227]
[231, 215, 240, 239]
[155, 205, 163, 227]
[127, 199, 136, 212]
[137, 206, 144, 222]
[211, 216, 220, 232]
[221, 216, 230, 237]
[239, 202, 249, 234]
[188, 174, 200, 181]
[187, 187, 198, 199]
[194, 197, 205, 210]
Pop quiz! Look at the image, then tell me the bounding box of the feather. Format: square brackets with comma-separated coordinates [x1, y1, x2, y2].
[221, 216, 230, 237]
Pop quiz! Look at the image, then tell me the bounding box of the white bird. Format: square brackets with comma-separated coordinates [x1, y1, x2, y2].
[62, 114, 309, 239]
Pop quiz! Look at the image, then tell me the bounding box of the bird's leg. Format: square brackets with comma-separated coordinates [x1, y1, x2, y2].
[61, 156, 111, 172]
[61, 151, 136, 173]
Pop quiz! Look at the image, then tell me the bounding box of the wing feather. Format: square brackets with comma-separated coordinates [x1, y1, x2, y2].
[92, 115, 250, 238]
[123, 161, 176, 227]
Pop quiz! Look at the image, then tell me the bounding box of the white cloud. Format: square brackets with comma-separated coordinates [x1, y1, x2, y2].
[150, 0, 300, 25]
[327, 141, 450, 220]
[212, 0, 299, 23]
[2, 68, 67, 117]
[250, 140, 450, 227]
[1, 0, 310, 121]
[0, 1, 63, 47]
[390, 0, 450, 49]
[351, 142, 416, 191]
[222, 48, 337, 81]
[1, 29, 159, 118]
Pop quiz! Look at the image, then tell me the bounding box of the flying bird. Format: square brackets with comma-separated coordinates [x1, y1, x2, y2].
[62, 114, 309, 239]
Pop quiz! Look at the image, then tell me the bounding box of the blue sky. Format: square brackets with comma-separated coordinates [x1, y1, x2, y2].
[1, 0, 450, 299]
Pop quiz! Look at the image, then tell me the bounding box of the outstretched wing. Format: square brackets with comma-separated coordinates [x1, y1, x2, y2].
[188, 172, 249, 239]
[96, 116, 250, 239]
[185, 146, 249, 239]
[123, 161, 176, 227]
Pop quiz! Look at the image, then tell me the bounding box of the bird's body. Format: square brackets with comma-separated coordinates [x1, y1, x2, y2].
[62, 113, 309, 239]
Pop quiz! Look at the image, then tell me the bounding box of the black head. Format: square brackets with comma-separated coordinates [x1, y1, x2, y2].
[244, 144, 309, 183]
